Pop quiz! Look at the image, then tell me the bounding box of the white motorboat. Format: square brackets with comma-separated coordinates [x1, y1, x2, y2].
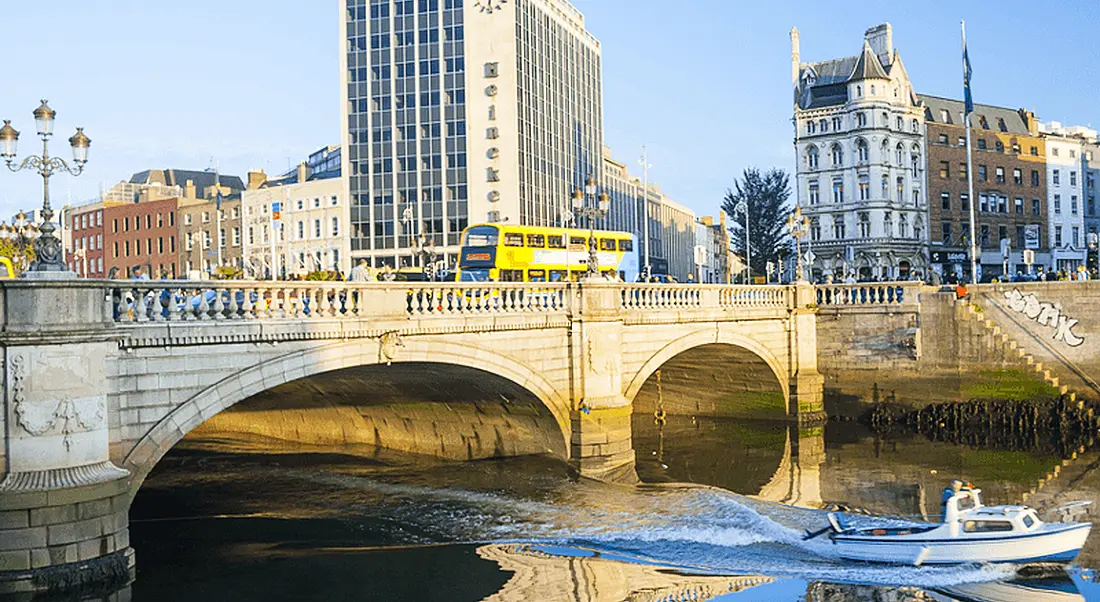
[821, 489, 1091, 566]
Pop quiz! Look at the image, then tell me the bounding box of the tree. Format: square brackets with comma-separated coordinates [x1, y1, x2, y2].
[0, 238, 35, 275]
[721, 168, 792, 280]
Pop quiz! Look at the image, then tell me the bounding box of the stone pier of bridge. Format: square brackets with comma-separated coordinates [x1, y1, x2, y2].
[0, 278, 824, 594]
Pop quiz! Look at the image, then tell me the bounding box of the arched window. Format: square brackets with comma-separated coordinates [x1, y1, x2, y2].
[807, 146, 819, 169]
[896, 116, 903, 130]
[871, 85, 876, 95]
[858, 213, 871, 237]
[856, 139, 869, 162]
[914, 217, 924, 241]
[899, 214, 909, 238]
[856, 112, 867, 127]
[896, 177, 905, 202]
[896, 143, 904, 165]
[881, 175, 889, 198]
[856, 85, 862, 97]
[810, 217, 821, 241]
[819, 119, 828, 132]
[881, 139, 890, 164]
[884, 212, 893, 237]
[833, 215, 846, 239]
[807, 121, 816, 135]
[911, 119, 919, 133]
[831, 144, 843, 166]
[911, 147, 921, 174]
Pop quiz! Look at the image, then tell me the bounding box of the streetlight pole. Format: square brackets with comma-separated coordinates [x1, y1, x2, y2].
[638, 147, 652, 278]
[572, 174, 610, 279]
[0, 101, 91, 275]
[787, 205, 810, 282]
[735, 199, 750, 284]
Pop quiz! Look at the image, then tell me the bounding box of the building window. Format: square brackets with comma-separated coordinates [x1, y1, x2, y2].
[332, 217, 340, 236]
[832, 117, 841, 131]
[1032, 199, 1041, 216]
[858, 213, 870, 237]
[856, 139, 869, 162]
[899, 214, 909, 238]
[997, 196, 1007, 213]
[942, 221, 952, 244]
[895, 143, 904, 165]
[960, 193, 970, 212]
[881, 175, 889, 198]
[995, 167, 1005, 184]
[297, 221, 305, 239]
[810, 217, 821, 241]
[978, 165, 987, 182]
[1013, 169, 1022, 185]
[833, 216, 846, 239]
[977, 139, 987, 150]
[1015, 198, 1023, 214]
[806, 121, 816, 135]
[896, 178, 904, 202]
[896, 116, 903, 130]
[832, 179, 844, 203]
[1056, 226, 1063, 247]
[1054, 194, 1061, 214]
[940, 109, 950, 123]
[939, 161, 950, 179]
[831, 144, 843, 166]
[1070, 149, 1077, 159]
[232, 227, 240, 246]
[911, 119, 919, 133]
[1016, 225, 1025, 248]
[858, 177, 870, 201]
[314, 219, 322, 238]
[808, 182, 820, 205]
[884, 212, 893, 237]
[941, 191, 951, 211]
[914, 218, 923, 241]
[938, 133, 949, 144]
[807, 146, 819, 169]
[1070, 171, 1077, 186]
[203, 231, 211, 249]
[1032, 170, 1040, 186]
[855, 112, 867, 128]
[818, 119, 827, 132]
[1073, 226, 1080, 247]
[1071, 196, 1078, 214]
[1053, 170, 1061, 185]
[201, 211, 209, 223]
[979, 194, 989, 213]
[958, 137, 966, 147]
[960, 163, 969, 180]
[980, 224, 990, 247]
[995, 140, 1004, 153]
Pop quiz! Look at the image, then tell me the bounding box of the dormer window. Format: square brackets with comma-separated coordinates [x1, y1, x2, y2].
[939, 109, 950, 124]
[998, 118, 1007, 132]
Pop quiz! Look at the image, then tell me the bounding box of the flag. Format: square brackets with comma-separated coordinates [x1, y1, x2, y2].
[962, 22, 973, 116]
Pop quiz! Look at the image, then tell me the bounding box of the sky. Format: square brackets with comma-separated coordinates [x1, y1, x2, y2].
[2, 0, 1099, 223]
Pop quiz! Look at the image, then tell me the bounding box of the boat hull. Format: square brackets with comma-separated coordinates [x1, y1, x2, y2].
[831, 523, 1091, 566]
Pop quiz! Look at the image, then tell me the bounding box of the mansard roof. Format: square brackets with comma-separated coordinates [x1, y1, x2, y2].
[919, 94, 1031, 135]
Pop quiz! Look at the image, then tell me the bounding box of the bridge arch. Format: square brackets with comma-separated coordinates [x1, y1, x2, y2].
[122, 337, 571, 488]
[624, 327, 790, 412]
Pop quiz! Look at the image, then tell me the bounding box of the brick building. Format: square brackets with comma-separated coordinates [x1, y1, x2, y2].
[104, 197, 179, 278]
[67, 202, 106, 277]
[921, 95, 1049, 279]
[177, 180, 243, 276]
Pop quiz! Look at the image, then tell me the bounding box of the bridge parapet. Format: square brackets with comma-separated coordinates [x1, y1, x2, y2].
[815, 281, 921, 309]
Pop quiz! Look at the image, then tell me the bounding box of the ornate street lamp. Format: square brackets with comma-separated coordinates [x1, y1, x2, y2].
[572, 174, 610, 278]
[786, 205, 810, 282]
[0, 101, 91, 274]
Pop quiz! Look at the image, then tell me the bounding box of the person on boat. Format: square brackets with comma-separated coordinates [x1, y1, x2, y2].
[941, 479, 964, 517]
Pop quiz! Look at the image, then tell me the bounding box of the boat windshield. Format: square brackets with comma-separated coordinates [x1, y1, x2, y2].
[957, 492, 977, 511]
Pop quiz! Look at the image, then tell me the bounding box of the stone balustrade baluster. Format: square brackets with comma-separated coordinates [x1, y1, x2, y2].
[167, 287, 181, 321]
[134, 288, 149, 323]
[212, 287, 226, 321]
[226, 286, 240, 319]
[240, 285, 254, 319]
[320, 286, 332, 317]
[196, 289, 211, 321]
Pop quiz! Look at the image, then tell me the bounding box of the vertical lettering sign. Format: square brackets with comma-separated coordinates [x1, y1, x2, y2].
[485, 61, 501, 207]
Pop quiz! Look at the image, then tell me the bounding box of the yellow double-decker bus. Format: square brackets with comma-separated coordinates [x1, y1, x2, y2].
[456, 224, 639, 282]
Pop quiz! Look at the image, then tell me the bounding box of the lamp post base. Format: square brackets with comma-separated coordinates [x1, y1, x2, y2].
[22, 269, 78, 281]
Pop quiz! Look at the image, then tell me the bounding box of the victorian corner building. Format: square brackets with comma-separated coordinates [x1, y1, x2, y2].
[340, 0, 700, 279]
[792, 24, 928, 280]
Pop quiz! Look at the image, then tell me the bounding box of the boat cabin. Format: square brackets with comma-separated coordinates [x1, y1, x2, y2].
[944, 489, 1041, 537]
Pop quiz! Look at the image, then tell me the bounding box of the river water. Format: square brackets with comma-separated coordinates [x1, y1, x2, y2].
[116, 415, 1100, 601]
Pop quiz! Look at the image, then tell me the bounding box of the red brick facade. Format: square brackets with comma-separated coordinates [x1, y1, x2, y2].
[104, 198, 179, 278]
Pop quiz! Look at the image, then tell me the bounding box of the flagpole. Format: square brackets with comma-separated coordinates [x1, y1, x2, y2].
[215, 160, 223, 273]
[963, 20, 979, 285]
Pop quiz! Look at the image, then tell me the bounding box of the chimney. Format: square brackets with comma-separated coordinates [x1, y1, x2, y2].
[864, 23, 893, 67]
[297, 161, 309, 184]
[790, 27, 801, 86]
[248, 169, 267, 190]
[184, 179, 197, 200]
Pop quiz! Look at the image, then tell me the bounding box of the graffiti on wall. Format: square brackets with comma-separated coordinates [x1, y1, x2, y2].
[1003, 288, 1084, 347]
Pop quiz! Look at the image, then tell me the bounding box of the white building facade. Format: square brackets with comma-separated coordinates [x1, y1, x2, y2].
[792, 23, 928, 280]
[1040, 122, 1090, 272]
[241, 174, 351, 278]
[341, 0, 603, 270]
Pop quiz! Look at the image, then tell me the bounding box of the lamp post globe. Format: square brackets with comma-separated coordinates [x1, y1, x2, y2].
[69, 127, 91, 166]
[33, 100, 56, 138]
[0, 121, 19, 160]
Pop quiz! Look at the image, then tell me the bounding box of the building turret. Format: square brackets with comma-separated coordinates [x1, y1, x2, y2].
[791, 27, 801, 86]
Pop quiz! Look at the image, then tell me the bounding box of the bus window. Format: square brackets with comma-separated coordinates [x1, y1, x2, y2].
[547, 235, 566, 249]
[569, 236, 586, 250]
[527, 269, 546, 282]
[526, 234, 545, 248]
[570, 270, 586, 281]
[618, 239, 634, 252]
[463, 225, 500, 247]
[504, 232, 524, 247]
[500, 269, 524, 282]
[599, 238, 616, 251]
[549, 270, 568, 282]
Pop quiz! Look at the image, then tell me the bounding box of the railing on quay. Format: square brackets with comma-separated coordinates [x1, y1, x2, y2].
[107, 280, 571, 323]
[815, 281, 920, 307]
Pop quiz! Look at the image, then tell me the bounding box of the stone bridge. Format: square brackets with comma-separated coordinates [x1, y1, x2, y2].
[0, 278, 824, 593]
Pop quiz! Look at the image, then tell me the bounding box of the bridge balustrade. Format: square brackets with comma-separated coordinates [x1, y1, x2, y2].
[815, 282, 920, 307]
[619, 284, 788, 310]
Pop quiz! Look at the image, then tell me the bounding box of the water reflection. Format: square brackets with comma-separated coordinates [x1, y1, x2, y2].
[106, 414, 1100, 601]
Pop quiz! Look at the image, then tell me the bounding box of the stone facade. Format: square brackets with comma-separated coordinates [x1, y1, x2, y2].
[793, 23, 929, 280]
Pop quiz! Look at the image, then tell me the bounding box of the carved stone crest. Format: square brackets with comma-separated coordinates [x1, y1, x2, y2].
[10, 353, 106, 452]
[379, 331, 405, 365]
